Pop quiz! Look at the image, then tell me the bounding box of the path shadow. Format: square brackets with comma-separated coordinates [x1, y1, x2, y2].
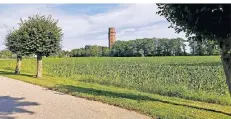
[0, 70, 34, 78]
[55, 84, 231, 116]
[42, 88, 66, 95]
[0, 96, 39, 119]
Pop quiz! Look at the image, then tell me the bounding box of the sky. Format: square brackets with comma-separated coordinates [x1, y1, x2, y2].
[0, 4, 186, 51]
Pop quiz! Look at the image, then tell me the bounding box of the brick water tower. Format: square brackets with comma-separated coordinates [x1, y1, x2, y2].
[108, 27, 116, 48]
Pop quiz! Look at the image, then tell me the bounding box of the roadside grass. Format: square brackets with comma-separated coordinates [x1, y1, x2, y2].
[0, 70, 231, 119]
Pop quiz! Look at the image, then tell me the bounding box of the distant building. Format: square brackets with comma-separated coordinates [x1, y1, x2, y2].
[108, 27, 116, 48]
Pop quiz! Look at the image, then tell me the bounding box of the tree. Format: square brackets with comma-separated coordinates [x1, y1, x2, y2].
[188, 40, 197, 55]
[204, 40, 220, 55]
[52, 50, 70, 58]
[157, 4, 231, 98]
[101, 47, 110, 56]
[70, 45, 109, 57]
[5, 29, 30, 74]
[17, 15, 63, 78]
[0, 50, 13, 59]
[89, 45, 100, 57]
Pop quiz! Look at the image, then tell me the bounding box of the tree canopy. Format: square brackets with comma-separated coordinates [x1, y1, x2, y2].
[17, 15, 63, 57]
[157, 4, 230, 42]
[5, 29, 30, 57]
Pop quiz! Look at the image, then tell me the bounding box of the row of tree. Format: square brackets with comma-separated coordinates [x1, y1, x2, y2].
[1, 36, 220, 59]
[0, 37, 220, 59]
[110, 38, 187, 57]
[188, 40, 220, 55]
[5, 15, 63, 78]
[70, 45, 109, 57]
[68, 38, 220, 57]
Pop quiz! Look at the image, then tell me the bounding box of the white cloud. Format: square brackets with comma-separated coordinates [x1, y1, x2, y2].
[0, 4, 186, 51]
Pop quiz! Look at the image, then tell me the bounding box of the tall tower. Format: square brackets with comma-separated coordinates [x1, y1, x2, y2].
[108, 27, 116, 48]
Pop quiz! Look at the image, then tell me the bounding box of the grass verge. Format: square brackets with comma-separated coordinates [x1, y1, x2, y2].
[0, 70, 231, 119]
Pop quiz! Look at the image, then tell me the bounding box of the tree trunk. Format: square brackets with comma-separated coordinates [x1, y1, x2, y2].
[198, 41, 203, 56]
[14, 56, 22, 74]
[220, 36, 231, 98]
[36, 55, 42, 78]
[192, 47, 195, 55]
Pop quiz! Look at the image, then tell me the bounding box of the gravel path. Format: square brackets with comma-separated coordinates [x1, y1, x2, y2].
[0, 76, 151, 119]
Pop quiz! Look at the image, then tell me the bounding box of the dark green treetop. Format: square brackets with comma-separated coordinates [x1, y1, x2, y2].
[157, 4, 230, 42]
[18, 14, 63, 56]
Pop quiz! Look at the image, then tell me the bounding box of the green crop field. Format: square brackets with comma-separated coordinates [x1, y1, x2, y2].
[0, 56, 230, 119]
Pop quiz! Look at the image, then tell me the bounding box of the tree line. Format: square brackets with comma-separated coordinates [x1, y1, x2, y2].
[1, 37, 220, 59]
[110, 38, 187, 57]
[67, 37, 220, 57]
[70, 45, 109, 57]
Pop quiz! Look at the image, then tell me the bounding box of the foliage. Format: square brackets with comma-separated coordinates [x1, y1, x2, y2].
[0, 57, 231, 119]
[156, 4, 230, 41]
[51, 50, 70, 58]
[5, 29, 30, 57]
[69, 38, 220, 57]
[110, 38, 219, 56]
[16, 15, 63, 57]
[0, 50, 14, 58]
[70, 45, 109, 57]
[5, 15, 63, 57]
[188, 40, 220, 55]
[110, 38, 188, 57]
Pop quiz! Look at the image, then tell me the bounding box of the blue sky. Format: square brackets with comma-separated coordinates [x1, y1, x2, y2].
[0, 4, 186, 51]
